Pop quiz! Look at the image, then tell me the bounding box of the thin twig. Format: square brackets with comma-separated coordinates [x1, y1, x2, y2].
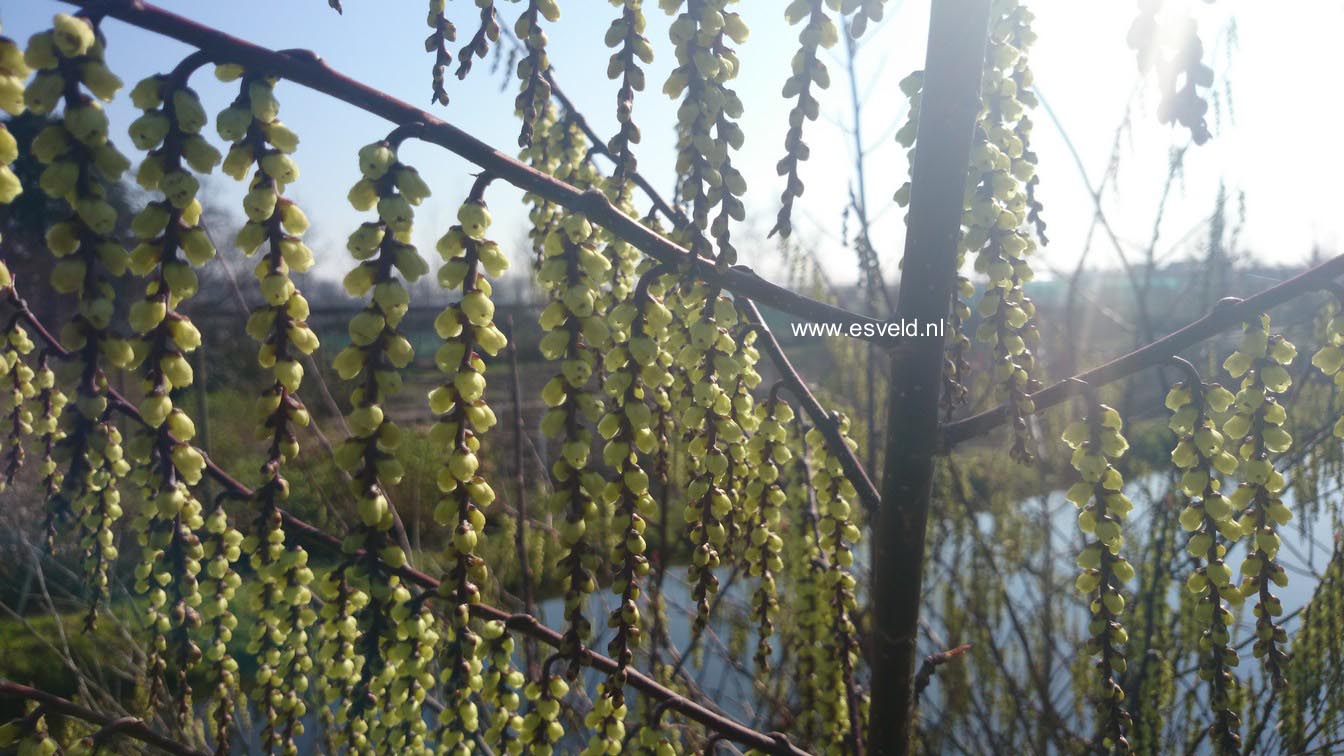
[945, 252, 1344, 447]
[0, 681, 208, 756]
[740, 299, 880, 517]
[546, 57, 881, 520]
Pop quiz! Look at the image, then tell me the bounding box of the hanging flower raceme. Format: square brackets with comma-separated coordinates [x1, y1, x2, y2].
[426, 0, 456, 105]
[198, 495, 244, 750]
[551, 113, 602, 198]
[633, 709, 679, 755]
[1222, 314, 1295, 688]
[377, 586, 437, 755]
[723, 323, 761, 555]
[522, 665, 570, 753]
[430, 190, 509, 751]
[521, 105, 600, 266]
[772, 0, 839, 238]
[943, 276, 974, 419]
[669, 281, 749, 630]
[313, 566, 366, 752]
[334, 135, 437, 752]
[0, 22, 29, 120]
[0, 314, 33, 486]
[480, 621, 525, 752]
[742, 394, 791, 673]
[0, 44, 38, 508]
[583, 680, 628, 756]
[806, 415, 866, 752]
[4, 702, 58, 755]
[0, 37, 22, 398]
[662, 0, 748, 264]
[965, 2, 1043, 462]
[122, 62, 225, 722]
[1126, 0, 1213, 144]
[605, 0, 653, 193]
[515, 0, 560, 147]
[457, 1, 501, 81]
[637, 269, 679, 704]
[520, 105, 562, 263]
[1006, 2, 1046, 243]
[243, 522, 316, 756]
[437, 626, 483, 755]
[26, 13, 136, 626]
[779, 431, 829, 746]
[839, 0, 887, 35]
[0, 91, 22, 210]
[583, 265, 673, 754]
[215, 65, 318, 755]
[538, 212, 610, 675]
[1281, 543, 1344, 752]
[892, 70, 921, 210]
[1166, 374, 1243, 753]
[593, 206, 639, 348]
[1062, 401, 1134, 752]
[126, 474, 205, 718]
[1311, 306, 1344, 437]
[31, 353, 67, 549]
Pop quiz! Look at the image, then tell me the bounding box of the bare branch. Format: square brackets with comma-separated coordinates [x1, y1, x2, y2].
[63, 0, 888, 345]
[913, 643, 971, 697]
[0, 681, 207, 756]
[943, 251, 1344, 447]
[740, 299, 880, 517]
[543, 65, 882, 518]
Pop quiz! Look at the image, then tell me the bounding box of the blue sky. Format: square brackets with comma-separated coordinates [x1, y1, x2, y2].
[1, 0, 1339, 289]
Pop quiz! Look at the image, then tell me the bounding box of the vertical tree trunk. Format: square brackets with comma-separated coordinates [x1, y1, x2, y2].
[868, 2, 992, 754]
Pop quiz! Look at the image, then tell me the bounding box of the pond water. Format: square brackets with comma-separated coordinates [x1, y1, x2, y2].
[230, 469, 1339, 751]
[522, 469, 1343, 749]
[920, 468, 1341, 753]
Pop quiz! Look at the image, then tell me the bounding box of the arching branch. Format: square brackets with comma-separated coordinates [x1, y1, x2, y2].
[943, 251, 1344, 448]
[74, 1, 886, 572]
[0, 681, 208, 756]
[544, 66, 882, 517]
[740, 298, 880, 517]
[62, 0, 888, 345]
[0, 286, 809, 756]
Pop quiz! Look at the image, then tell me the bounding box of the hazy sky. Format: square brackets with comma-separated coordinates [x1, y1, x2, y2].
[1, 0, 1338, 289]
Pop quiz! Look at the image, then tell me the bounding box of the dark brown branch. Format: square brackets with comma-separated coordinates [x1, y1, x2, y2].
[549, 66, 883, 521]
[66, 0, 887, 344]
[543, 69, 675, 221]
[943, 251, 1344, 447]
[869, 2, 992, 753]
[1, 289, 807, 756]
[280, 522, 809, 755]
[913, 644, 972, 697]
[740, 299, 880, 517]
[0, 680, 208, 756]
[120, 11, 891, 535]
